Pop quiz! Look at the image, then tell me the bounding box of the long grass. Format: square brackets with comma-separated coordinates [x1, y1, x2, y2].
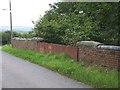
[2, 45, 119, 88]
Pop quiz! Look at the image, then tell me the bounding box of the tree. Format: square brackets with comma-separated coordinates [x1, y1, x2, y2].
[0, 31, 11, 45]
[33, 2, 119, 45]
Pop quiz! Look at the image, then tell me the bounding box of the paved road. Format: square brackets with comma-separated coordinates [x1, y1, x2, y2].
[1, 50, 92, 88]
[0, 50, 2, 89]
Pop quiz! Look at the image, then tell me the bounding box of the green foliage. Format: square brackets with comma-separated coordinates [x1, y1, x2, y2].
[81, 2, 119, 45]
[0, 31, 11, 45]
[2, 45, 118, 88]
[18, 32, 35, 38]
[34, 2, 119, 45]
[0, 31, 35, 45]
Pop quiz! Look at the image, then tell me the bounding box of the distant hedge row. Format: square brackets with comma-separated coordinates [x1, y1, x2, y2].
[0, 31, 35, 45]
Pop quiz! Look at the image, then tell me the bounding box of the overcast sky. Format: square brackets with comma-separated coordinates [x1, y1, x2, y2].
[0, 0, 58, 27]
[0, 0, 118, 27]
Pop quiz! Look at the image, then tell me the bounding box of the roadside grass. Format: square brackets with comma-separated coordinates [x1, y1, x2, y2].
[0, 46, 2, 50]
[2, 45, 119, 88]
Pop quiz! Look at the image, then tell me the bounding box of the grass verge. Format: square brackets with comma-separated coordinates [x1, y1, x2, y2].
[2, 45, 118, 88]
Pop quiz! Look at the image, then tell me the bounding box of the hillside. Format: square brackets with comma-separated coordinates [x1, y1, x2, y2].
[0, 26, 32, 33]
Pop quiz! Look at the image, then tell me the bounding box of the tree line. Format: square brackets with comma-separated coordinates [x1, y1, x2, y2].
[0, 31, 35, 45]
[33, 2, 119, 46]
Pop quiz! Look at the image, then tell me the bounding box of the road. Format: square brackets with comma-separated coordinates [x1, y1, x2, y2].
[1, 50, 92, 88]
[0, 49, 2, 89]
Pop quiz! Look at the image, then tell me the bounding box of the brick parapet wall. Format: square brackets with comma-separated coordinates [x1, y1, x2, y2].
[12, 39, 38, 52]
[38, 42, 78, 60]
[78, 46, 120, 70]
[12, 39, 120, 70]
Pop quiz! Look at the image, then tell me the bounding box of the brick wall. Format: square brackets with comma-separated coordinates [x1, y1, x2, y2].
[12, 39, 120, 70]
[12, 39, 77, 60]
[12, 39, 38, 51]
[78, 46, 120, 70]
[38, 42, 78, 60]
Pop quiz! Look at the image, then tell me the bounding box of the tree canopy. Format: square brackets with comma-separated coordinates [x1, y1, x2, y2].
[33, 2, 119, 46]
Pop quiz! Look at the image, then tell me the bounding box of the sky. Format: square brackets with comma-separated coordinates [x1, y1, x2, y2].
[0, 0, 118, 27]
[0, 0, 58, 27]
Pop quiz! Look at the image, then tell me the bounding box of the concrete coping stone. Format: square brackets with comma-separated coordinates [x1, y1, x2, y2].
[12, 37, 44, 42]
[97, 45, 120, 51]
[76, 41, 104, 48]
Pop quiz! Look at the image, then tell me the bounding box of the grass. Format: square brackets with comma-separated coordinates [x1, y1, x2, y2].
[2, 45, 119, 88]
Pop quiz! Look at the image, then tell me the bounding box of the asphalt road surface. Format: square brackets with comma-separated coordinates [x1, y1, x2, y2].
[1, 50, 92, 88]
[0, 49, 2, 89]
